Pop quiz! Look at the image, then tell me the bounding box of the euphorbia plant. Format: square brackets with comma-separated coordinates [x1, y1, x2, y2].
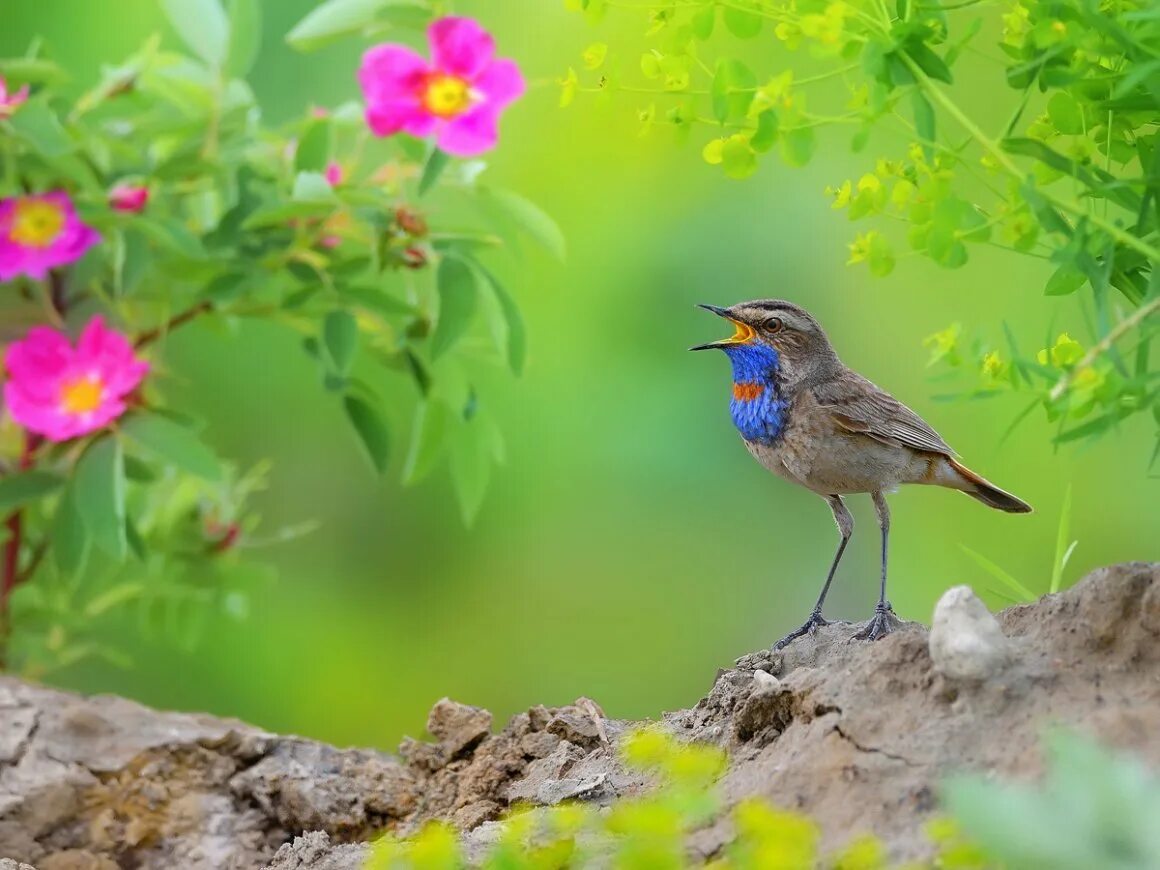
[0, 0, 558, 673]
[562, 0, 1160, 462]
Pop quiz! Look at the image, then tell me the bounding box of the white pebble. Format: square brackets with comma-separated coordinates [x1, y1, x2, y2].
[929, 586, 1011, 680]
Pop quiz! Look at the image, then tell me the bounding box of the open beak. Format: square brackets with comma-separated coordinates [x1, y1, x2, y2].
[689, 303, 756, 351]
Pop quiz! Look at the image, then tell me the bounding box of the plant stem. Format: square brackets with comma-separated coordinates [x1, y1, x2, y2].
[134, 301, 213, 349]
[903, 54, 1160, 265]
[0, 433, 41, 671]
[1049, 297, 1160, 401]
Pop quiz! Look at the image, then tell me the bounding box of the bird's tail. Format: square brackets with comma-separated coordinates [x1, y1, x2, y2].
[948, 458, 1033, 514]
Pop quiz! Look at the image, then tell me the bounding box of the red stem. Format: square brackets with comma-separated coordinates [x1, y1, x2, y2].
[0, 434, 40, 669]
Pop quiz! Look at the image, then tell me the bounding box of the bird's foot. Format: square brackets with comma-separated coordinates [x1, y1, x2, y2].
[774, 610, 831, 650]
[852, 602, 902, 642]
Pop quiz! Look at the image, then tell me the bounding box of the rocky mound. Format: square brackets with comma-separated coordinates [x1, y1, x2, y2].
[0, 562, 1156, 869]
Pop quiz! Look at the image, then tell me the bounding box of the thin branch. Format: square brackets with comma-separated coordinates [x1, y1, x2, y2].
[134, 301, 213, 349]
[1049, 297, 1160, 401]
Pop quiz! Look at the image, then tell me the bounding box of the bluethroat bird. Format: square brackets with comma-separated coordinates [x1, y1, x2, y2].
[691, 300, 1032, 647]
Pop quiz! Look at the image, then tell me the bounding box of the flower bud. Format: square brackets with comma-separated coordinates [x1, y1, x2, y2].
[401, 246, 428, 270]
[109, 184, 149, 213]
[395, 207, 428, 238]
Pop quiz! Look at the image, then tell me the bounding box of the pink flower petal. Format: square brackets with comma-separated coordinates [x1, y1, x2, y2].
[366, 102, 437, 139]
[437, 105, 502, 157]
[358, 44, 430, 104]
[0, 192, 101, 282]
[429, 17, 495, 80]
[2, 315, 147, 441]
[475, 58, 526, 109]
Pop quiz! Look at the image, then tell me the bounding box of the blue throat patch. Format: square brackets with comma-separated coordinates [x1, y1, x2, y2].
[722, 343, 788, 445]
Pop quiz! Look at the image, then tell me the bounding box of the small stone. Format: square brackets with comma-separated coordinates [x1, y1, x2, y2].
[929, 586, 1011, 681]
[752, 670, 781, 692]
[426, 699, 492, 758]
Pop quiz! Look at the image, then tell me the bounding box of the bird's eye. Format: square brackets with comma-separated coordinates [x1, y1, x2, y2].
[763, 317, 784, 333]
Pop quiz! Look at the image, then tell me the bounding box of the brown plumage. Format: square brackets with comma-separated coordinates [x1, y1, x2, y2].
[692, 299, 1031, 647]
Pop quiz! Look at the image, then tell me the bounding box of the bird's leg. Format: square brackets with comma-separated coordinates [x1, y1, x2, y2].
[853, 491, 903, 642]
[775, 495, 851, 650]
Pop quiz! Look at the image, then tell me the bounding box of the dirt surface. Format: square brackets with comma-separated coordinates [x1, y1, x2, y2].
[1, 562, 1157, 869]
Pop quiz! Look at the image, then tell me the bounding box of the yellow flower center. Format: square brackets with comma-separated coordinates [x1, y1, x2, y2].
[10, 200, 66, 248]
[422, 74, 474, 119]
[60, 375, 104, 415]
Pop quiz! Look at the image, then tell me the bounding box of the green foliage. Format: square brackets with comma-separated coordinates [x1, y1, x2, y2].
[945, 730, 1160, 869]
[563, 0, 1160, 462]
[0, 0, 556, 673]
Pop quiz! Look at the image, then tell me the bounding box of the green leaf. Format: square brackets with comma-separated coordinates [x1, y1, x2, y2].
[475, 263, 527, 375]
[432, 256, 479, 359]
[691, 5, 716, 39]
[293, 171, 338, 203]
[295, 119, 331, 173]
[161, 0, 230, 67]
[1045, 266, 1087, 296]
[750, 110, 778, 153]
[343, 394, 391, 474]
[74, 437, 127, 560]
[478, 188, 566, 261]
[226, 0, 262, 77]
[711, 59, 756, 124]
[1046, 92, 1083, 135]
[911, 91, 936, 159]
[121, 413, 223, 481]
[721, 136, 758, 179]
[779, 126, 815, 168]
[323, 310, 360, 374]
[1050, 484, 1074, 594]
[85, 583, 146, 619]
[722, 4, 763, 38]
[134, 217, 207, 260]
[907, 43, 953, 84]
[0, 471, 64, 514]
[960, 544, 1036, 601]
[1003, 138, 1141, 213]
[418, 147, 451, 197]
[52, 483, 89, 579]
[340, 284, 418, 318]
[450, 421, 491, 526]
[402, 401, 449, 485]
[7, 100, 74, 157]
[287, 0, 419, 51]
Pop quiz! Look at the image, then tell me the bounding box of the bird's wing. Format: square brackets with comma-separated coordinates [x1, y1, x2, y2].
[813, 371, 956, 456]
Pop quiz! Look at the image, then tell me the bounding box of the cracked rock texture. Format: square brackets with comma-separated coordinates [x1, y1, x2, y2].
[2, 563, 1159, 868]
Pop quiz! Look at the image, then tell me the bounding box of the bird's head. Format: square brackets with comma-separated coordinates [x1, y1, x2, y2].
[690, 299, 838, 388]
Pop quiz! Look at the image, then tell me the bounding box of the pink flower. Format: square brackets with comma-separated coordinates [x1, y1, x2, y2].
[324, 162, 344, 187]
[0, 192, 100, 282]
[358, 17, 525, 157]
[108, 183, 149, 213]
[2, 316, 149, 442]
[0, 77, 29, 119]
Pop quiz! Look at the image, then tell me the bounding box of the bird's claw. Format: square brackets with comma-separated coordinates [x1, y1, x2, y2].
[774, 610, 831, 650]
[852, 603, 902, 642]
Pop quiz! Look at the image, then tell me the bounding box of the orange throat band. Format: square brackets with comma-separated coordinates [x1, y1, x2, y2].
[732, 382, 765, 402]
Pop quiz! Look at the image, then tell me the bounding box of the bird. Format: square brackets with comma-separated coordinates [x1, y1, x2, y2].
[691, 300, 1032, 648]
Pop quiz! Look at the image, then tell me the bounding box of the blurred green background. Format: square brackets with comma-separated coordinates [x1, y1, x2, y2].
[2, 0, 1156, 750]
